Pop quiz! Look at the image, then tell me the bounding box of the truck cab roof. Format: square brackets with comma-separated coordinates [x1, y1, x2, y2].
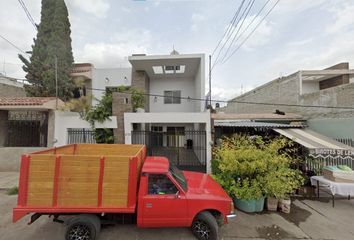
[142, 157, 170, 174]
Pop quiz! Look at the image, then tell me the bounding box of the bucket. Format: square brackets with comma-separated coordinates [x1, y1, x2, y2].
[267, 197, 278, 211]
[278, 199, 291, 213]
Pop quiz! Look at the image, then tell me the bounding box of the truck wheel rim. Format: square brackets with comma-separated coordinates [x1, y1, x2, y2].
[193, 220, 211, 239]
[68, 224, 91, 240]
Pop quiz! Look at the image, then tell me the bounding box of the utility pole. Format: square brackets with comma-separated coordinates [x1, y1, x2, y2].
[209, 55, 212, 108]
[55, 55, 58, 110]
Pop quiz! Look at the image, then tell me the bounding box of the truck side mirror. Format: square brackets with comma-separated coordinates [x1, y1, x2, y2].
[175, 191, 180, 199]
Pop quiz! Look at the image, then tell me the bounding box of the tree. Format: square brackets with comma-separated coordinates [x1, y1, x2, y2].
[19, 0, 75, 101]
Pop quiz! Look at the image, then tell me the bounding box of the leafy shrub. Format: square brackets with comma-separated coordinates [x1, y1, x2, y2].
[212, 135, 304, 200]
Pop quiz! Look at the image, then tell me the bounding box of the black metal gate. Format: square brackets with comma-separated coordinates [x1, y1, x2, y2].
[6, 111, 48, 147]
[132, 130, 207, 172]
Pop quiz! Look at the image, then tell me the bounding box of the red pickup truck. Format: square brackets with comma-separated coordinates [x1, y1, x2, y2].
[13, 144, 235, 240]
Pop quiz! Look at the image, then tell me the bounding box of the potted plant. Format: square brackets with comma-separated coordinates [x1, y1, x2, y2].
[212, 135, 304, 213]
[264, 168, 304, 212]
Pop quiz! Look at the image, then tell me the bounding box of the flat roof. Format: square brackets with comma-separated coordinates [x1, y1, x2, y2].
[129, 53, 204, 79]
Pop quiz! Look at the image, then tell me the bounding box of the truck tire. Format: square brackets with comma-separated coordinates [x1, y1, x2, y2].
[191, 211, 218, 240]
[65, 214, 101, 240]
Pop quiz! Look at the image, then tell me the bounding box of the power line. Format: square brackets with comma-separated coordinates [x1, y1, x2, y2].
[18, 0, 37, 30]
[218, 0, 256, 64]
[85, 87, 354, 110]
[212, 0, 252, 69]
[222, 0, 280, 64]
[211, 0, 245, 57]
[0, 34, 28, 54]
[220, 0, 272, 64]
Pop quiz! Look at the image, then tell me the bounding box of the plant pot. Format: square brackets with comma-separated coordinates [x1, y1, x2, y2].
[233, 197, 265, 213]
[266, 197, 278, 211]
[278, 198, 291, 213]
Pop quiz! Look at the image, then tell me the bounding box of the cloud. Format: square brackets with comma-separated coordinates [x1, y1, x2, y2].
[75, 29, 153, 67]
[286, 38, 313, 47]
[190, 13, 206, 32]
[211, 85, 254, 102]
[275, 0, 328, 13]
[326, 2, 354, 34]
[69, 0, 110, 18]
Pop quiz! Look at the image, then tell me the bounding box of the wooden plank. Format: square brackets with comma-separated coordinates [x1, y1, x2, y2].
[27, 155, 56, 207]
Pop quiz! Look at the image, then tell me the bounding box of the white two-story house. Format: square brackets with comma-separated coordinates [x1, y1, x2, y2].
[114, 51, 211, 173]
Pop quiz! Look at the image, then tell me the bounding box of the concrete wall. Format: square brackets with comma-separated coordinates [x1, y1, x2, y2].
[307, 118, 354, 140]
[92, 68, 132, 105]
[302, 81, 319, 94]
[131, 69, 150, 112]
[0, 110, 8, 147]
[194, 55, 205, 111]
[300, 82, 354, 118]
[0, 83, 25, 97]
[0, 147, 44, 171]
[54, 111, 117, 146]
[225, 72, 300, 114]
[149, 77, 196, 112]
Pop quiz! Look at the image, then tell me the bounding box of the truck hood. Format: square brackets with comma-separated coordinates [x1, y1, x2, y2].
[183, 171, 230, 200]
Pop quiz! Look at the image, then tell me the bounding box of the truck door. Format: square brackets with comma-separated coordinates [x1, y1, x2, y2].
[141, 173, 188, 227]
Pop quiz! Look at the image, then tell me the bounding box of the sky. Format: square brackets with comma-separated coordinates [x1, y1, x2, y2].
[1, 0, 354, 102]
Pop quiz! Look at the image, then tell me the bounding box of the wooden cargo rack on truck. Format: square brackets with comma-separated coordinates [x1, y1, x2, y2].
[13, 144, 146, 223]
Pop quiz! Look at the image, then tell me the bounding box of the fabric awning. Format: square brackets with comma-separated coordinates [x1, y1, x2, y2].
[273, 128, 352, 150]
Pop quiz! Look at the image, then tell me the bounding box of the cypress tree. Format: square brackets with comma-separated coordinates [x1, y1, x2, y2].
[19, 0, 75, 101]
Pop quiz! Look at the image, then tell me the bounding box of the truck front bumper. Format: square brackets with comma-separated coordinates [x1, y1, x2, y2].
[226, 214, 236, 222]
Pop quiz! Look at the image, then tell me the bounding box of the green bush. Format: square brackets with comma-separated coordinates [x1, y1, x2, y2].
[7, 186, 18, 195]
[212, 135, 304, 200]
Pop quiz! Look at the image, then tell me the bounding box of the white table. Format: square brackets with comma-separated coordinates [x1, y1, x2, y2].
[310, 176, 354, 207]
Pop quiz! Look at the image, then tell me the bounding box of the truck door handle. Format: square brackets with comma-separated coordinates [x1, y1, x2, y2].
[146, 203, 153, 208]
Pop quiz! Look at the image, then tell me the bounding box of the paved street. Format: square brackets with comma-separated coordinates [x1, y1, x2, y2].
[1, 183, 354, 240]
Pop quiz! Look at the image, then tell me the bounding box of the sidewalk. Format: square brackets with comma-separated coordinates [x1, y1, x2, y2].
[0, 172, 19, 190]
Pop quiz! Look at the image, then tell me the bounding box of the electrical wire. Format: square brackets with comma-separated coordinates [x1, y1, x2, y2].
[220, 0, 272, 64]
[85, 87, 354, 110]
[0, 34, 28, 54]
[222, 0, 280, 64]
[212, 0, 252, 69]
[18, 0, 37, 30]
[211, 0, 245, 57]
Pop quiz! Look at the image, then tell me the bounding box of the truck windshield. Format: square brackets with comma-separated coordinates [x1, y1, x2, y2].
[169, 164, 188, 192]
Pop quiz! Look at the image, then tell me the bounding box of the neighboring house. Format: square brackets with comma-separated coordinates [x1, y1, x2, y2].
[222, 62, 354, 143]
[0, 74, 26, 97]
[71, 63, 132, 105]
[112, 51, 211, 173]
[0, 97, 62, 171]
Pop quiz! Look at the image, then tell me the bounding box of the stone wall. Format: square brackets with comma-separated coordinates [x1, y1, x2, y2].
[131, 68, 150, 111]
[112, 92, 132, 144]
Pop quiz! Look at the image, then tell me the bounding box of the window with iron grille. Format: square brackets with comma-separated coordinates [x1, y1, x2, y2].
[164, 90, 181, 104]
